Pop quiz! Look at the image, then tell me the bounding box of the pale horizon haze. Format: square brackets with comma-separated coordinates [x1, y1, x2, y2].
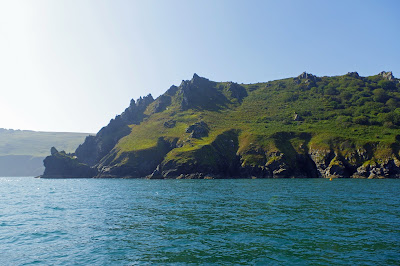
[0, 0, 399, 133]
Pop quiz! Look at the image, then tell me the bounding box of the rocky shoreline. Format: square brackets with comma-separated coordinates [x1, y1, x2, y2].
[38, 145, 400, 179]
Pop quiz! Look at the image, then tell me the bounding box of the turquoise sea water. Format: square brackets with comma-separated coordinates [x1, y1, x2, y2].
[0, 177, 399, 265]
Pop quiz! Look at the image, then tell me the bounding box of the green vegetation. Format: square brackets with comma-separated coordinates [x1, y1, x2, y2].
[41, 72, 400, 178]
[112, 72, 400, 170]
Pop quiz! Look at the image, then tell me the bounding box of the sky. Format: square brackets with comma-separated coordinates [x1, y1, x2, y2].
[0, 0, 399, 133]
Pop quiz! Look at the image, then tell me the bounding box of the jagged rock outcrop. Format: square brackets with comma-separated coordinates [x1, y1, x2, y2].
[178, 73, 228, 111]
[293, 72, 319, 88]
[323, 156, 352, 178]
[352, 159, 400, 179]
[50, 147, 58, 155]
[180, 74, 209, 110]
[39, 95, 154, 178]
[308, 148, 335, 177]
[152, 95, 172, 113]
[379, 71, 395, 81]
[185, 121, 209, 138]
[42, 149, 97, 178]
[307, 144, 400, 179]
[264, 152, 291, 178]
[163, 120, 176, 128]
[75, 94, 154, 166]
[296, 72, 318, 81]
[225, 82, 247, 102]
[346, 72, 360, 78]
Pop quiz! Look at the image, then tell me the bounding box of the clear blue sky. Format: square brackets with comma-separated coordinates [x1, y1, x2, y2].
[0, 0, 399, 133]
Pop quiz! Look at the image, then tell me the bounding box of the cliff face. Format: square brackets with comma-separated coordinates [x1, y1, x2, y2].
[38, 95, 154, 178]
[40, 72, 400, 179]
[75, 94, 154, 166]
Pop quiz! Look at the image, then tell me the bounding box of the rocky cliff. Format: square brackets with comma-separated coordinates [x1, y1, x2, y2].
[39, 72, 400, 179]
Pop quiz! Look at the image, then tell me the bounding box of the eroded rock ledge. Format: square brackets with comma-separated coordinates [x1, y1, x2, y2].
[38, 133, 400, 179]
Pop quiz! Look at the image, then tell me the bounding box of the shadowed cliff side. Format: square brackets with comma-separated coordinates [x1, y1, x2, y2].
[75, 94, 154, 166]
[38, 95, 154, 178]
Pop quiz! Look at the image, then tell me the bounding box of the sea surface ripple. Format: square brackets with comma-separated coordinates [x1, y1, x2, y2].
[0, 177, 399, 265]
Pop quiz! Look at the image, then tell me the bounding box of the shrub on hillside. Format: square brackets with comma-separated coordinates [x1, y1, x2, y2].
[353, 116, 369, 125]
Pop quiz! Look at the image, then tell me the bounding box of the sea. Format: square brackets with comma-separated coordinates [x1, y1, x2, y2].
[0, 177, 399, 265]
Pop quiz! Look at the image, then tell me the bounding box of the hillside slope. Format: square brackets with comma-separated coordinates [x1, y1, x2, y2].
[0, 129, 90, 176]
[41, 71, 400, 179]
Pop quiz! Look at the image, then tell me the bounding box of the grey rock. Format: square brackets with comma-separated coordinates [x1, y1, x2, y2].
[293, 72, 319, 88]
[153, 95, 171, 113]
[50, 147, 58, 155]
[325, 163, 348, 178]
[178, 73, 230, 111]
[308, 148, 335, 178]
[185, 121, 209, 138]
[148, 165, 163, 179]
[293, 113, 301, 121]
[179, 74, 213, 110]
[346, 72, 360, 78]
[75, 94, 154, 166]
[42, 151, 97, 178]
[353, 164, 369, 178]
[272, 167, 290, 178]
[226, 82, 247, 102]
[165, 85, 178, 96]
[297, 72, 317, 81]
[163, 120, 176, 128]
[379, 71, 395, 81]
[353, 159, 400, 179]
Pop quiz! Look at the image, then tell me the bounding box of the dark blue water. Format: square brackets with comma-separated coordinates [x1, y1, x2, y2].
[0, 177, 399, 265]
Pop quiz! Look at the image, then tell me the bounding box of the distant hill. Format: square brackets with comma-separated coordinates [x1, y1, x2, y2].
[0, 129, 91, 176]
[41, 71, 400, 179]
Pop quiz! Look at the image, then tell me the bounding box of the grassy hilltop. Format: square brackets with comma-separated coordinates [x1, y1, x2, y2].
[42, 71, 400, 179]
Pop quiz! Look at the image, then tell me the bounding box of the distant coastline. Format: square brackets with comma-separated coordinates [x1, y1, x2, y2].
[0, 129, 91, 177]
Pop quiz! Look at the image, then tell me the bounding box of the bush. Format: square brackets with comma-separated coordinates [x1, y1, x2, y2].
[298, 110, 312, 117]
[282, 92, 298, 102]
[373, 88, 388, 103]
[325, 87, 339, 96]
[353, 116, 369, 125]
[361, 101, 384, 115]
[384, 112, 400, 126]
[336, 116, 352, 123]
[386, 98, 398, 109]
[378, 80, 396, 90]
[369, 119, 382, 126]
[384, 121, 395, 128]
[325, 99, 340, 109]
[355, 97, 370, 106]
[340, 91, 352, 101]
